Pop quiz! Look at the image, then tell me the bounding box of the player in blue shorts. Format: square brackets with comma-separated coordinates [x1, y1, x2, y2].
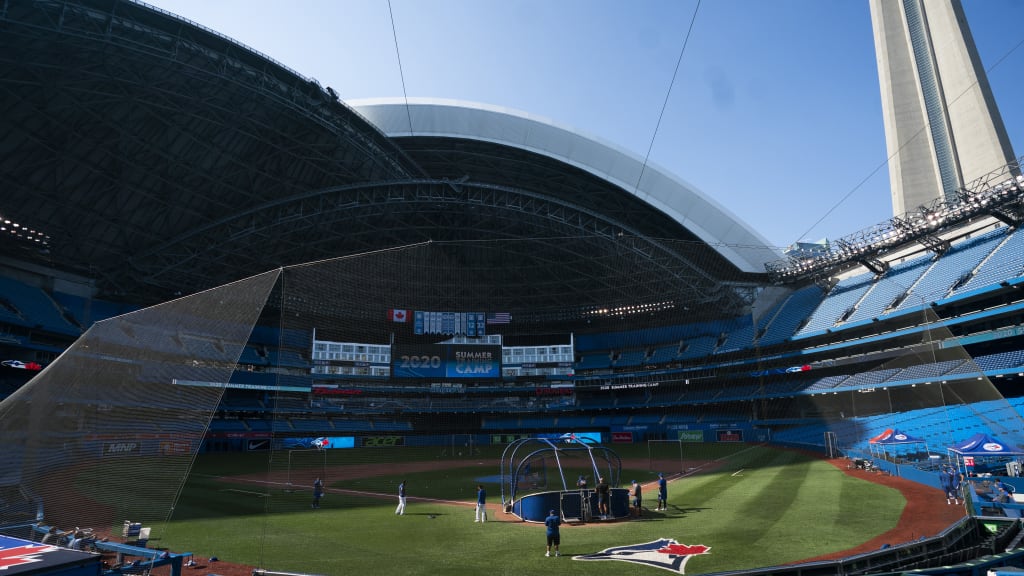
[544, 509, 561, 557]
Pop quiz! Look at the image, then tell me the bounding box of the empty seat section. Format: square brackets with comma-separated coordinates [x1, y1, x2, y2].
[676, 336, 717, 360]
[614, 349, 647, 367]
[898, 227, 1007, 308]
[794, 272, 874, 337]
[953, 227, 1024, 295]
[646, 344, 680, 364]
[844, 257, 932, 324]
[0, 276, 80, 334]
[576, 352, 611, 370]
[757, 285, 825, 345]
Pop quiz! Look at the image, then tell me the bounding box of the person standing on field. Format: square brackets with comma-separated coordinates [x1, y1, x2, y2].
[544, 509, 561, 557]
[312, 477, 324, 509]
[596, 476, 610, 519]
[475, 484, 487, 522]
[631, 479, 643, 517]
[656, 473, 667, 511]
[395, 480, 407, 515]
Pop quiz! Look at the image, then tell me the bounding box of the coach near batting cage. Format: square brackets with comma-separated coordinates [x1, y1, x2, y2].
[500, 435, 631, 522]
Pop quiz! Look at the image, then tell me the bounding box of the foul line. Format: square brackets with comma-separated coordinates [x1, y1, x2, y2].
[731, 469, 745, 477]
[220, 488, 270, 497]
[222, 476, 475, 507]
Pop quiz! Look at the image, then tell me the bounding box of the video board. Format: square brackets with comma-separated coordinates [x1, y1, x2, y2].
[391, 343, 501, 379]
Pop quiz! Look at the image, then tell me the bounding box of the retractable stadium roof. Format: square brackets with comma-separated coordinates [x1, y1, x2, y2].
[0, 0, 780, 329]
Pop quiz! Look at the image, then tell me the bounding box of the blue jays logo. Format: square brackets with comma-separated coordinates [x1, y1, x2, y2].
[0, 539, 58, 570]
[573, 538, 710, 573]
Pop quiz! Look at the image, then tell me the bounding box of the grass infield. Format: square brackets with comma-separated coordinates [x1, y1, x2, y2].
[155, 444, 905, 575]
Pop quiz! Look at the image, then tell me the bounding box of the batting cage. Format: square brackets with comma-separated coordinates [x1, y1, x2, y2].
[499, 435, 629, 522]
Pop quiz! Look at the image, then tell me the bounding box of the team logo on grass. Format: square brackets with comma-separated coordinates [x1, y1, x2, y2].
[573, 538, 710, 573]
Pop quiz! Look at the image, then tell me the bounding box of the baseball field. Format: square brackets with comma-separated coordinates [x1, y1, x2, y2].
[149, 443, 949, 576]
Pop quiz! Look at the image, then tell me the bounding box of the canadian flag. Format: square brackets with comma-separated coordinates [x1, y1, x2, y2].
[388, 309, 409, 323]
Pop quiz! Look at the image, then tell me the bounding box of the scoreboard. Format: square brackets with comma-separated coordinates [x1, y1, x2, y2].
[391, 343, 501, 379]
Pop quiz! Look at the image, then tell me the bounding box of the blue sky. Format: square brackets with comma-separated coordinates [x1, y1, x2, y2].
[147, 0, 1024, 250]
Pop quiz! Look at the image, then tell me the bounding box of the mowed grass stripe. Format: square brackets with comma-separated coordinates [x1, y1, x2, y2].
[160, 446, 916, 576]
[680, 448, 813, 572]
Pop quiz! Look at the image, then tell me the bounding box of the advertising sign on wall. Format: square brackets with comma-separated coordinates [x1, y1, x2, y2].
[611, 432, 634, 443]
[716, 430, 743, 442]
[678, 430, 704, 442]
[391, 344, 501, 379]
[362, 436, 405, 447]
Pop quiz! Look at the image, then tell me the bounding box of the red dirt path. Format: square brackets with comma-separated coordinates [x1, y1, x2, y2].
[163, 456, 964, 576]
[793, 458, 966, 563]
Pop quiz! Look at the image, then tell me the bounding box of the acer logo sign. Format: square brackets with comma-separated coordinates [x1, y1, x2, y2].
[362, 436, 404, 447]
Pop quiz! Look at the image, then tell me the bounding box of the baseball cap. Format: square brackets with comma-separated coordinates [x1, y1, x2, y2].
[549, 509, 556, 515]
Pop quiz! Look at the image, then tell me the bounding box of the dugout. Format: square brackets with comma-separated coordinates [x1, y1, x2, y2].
[499, 436, 630, 522]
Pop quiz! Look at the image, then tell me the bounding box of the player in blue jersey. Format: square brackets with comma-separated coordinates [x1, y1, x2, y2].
[656, 473, 667, 511]
[475, 484, 487, 522]
[544, 509, 561, 557]
[312, 477, 324, 509]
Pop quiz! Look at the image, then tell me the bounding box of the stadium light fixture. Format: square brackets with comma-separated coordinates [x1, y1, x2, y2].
[765, 156, 1024, 284]
[0, 213, 50, 248]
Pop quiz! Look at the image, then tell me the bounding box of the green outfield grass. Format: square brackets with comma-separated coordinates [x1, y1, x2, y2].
[154, 444, 906, 575]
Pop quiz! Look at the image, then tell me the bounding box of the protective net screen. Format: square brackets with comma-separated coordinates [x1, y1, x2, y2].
[0, 270, 278, 535]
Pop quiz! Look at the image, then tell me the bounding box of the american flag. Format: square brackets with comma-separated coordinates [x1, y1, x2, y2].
[485, 312, 511, 325]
